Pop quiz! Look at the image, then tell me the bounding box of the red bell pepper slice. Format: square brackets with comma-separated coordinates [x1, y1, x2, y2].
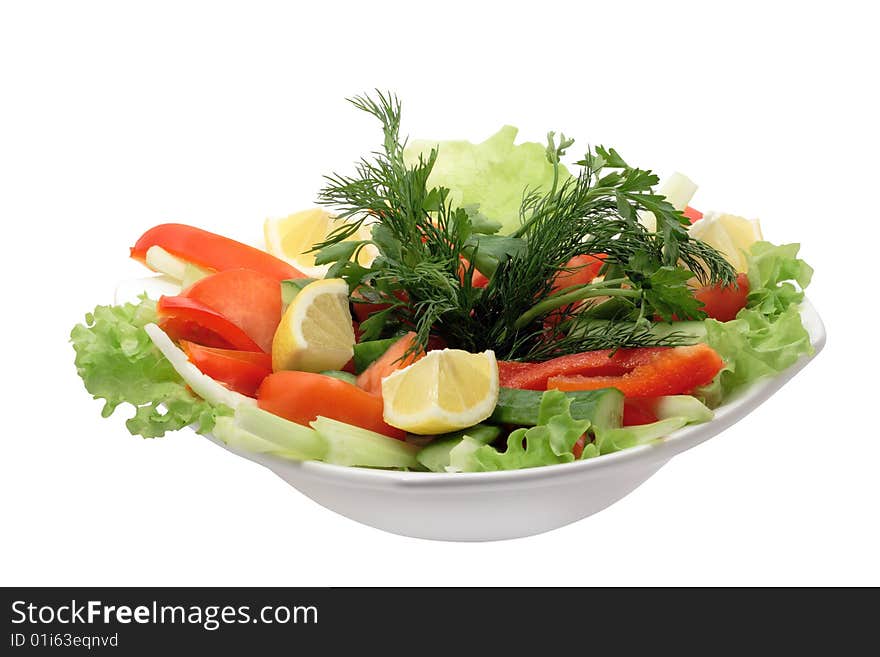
[548, 344, 724, 397]
[258, 371, 405, 439]
[551, 254, 606, 294]
[131, 223, 305, 281]
[180, 341, 272, 397]
[157, 296, 264, 352]
[180, 269, 282, 353]
[498, 347, 670, 391]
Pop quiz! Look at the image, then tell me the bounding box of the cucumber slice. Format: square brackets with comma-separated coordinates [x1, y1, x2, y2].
[319, 370, 358, 385]
[416, 424, 501, 473]
[310, 416, 422, 469]
[491, 387, 623, 432]
[235, 406, 327, 461]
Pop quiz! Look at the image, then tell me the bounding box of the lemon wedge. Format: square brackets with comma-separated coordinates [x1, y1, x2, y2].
[688, 211, 763, 272]
[272, 278, 355, 373]
[381, 349, 499, 435]
[264, 208, 375, 278]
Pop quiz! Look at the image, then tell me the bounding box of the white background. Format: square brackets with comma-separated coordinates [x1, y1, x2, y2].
[2, 1, 877, 586]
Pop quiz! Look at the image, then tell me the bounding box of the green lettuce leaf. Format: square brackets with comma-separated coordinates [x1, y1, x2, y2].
[746, 241, 813, 317]
[403, 125, 570, 235]
[700, 305, 813, 405]
[453, 390, 590, 472]
[71, 296, 223, 438]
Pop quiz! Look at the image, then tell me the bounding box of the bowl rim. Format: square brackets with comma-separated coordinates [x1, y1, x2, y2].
[207, 297, 825, 489]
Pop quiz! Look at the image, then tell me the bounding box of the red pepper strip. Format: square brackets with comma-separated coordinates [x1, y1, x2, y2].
[548, 344, 724, 397]
[498, 347, 670, 391]
[550, 254, 607, 294]
[693, 272, 750, 322]
[258, 371, 406, 439]
[131, 223, 305, 281]
[157, 296, 264, 352]
[180, 341, 271, 397]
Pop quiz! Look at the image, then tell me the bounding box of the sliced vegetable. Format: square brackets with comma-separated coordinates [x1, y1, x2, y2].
[352, 337, 399, 374]
[593, 417, 689, 456]
[311, 416, 421, 468]
[550, 254, 606, 294]
[213, 415, 315, 460]
[548, 344, 724, 397]
[449, 390, 590, 472]
[181, 268, 282, 353]
[257, 371, 405, 439]
[145, 245, 210, 283]
[692, 272, 750, 322]
[143, 323, 256, 410]
[356, 331, 424, 396]
[416, 425, 502, 473]
[234, 405, 327, 461]
[498, 347, 669, 390]
[157, 295, 264, 352]
[489, 387, 623, 432]
[132, 223, 305, 281]
[319, 370, 358, 385]
[180, 340, 271, 397]
[683, 206, 703, 223]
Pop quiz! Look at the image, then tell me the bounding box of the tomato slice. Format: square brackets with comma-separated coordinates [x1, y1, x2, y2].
[157, 296, 264, 352]
[548, 344, 724, 397]
[258, 371, 405, 439]
[498, 347, 669, 391]
[356, 332, 425, 396]
[180, 341, 271, 397]
[131, 223, 305, 281]
[683, 206, 703, 223]
[180, 269, 282, 353]
[693, 272, 750, 322]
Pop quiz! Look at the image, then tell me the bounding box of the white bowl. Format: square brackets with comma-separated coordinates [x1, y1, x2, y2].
[216, 303, 826, 542]
[116, 278, 825, 541]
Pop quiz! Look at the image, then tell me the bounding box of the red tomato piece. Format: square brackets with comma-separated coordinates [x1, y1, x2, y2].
[180, 269, 282, 353]
[683, 206, 703, 223]
[180, 341, 271, 397]
[548, 344, 724, 397]
[693, 273, 750, 322]
[131, 223, 305, 281]
[257, 371, 405, 439]
[623, 398, 660, 426]
[356, 332, 425, 397]
[497, 348, 669, 391]
[157, 296, 264, 352]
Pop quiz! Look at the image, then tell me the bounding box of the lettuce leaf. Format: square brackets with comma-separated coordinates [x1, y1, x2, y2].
[746, 241, 813, 317]
[71, 296, 223, 438]
[403, 126, 570, 235]
[452, 390, 590, 472]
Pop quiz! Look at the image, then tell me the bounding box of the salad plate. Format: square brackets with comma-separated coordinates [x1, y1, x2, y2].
[76, 93, 821, 542]
[112, 281, 823, 541]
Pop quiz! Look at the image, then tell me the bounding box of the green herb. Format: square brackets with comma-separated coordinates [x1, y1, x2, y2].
[317, 91, 736, 360]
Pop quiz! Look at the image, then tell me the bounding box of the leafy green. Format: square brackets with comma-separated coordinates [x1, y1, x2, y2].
[452, 390, 590, 472]
[697, 241, 815, 405]
[317, 92, 736, 360]
[700, 305, 813, 405]
[70, 296, 224, 438]
[403, 125, 570, 235]
[746, 241, 813, 317]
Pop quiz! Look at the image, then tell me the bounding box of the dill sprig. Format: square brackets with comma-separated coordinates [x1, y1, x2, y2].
[315, 91, 736, 360]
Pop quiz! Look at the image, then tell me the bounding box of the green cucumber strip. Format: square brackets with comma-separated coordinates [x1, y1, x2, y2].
[416, 424, 502, 473]
[235, 406, 327, 461]
[491, 387, 623, 432]
[310, 416, 422, 469]
[319, 370, 358, 385]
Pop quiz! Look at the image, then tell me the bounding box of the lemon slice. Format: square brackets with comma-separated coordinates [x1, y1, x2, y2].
[272, 278, 355, 372]
[264, 208, 375, 278]
[688, 211, 763, 272]
[381, 349, 499, 435]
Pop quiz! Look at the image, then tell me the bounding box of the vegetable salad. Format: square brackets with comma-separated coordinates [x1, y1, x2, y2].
[72, 92, 814, 472]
